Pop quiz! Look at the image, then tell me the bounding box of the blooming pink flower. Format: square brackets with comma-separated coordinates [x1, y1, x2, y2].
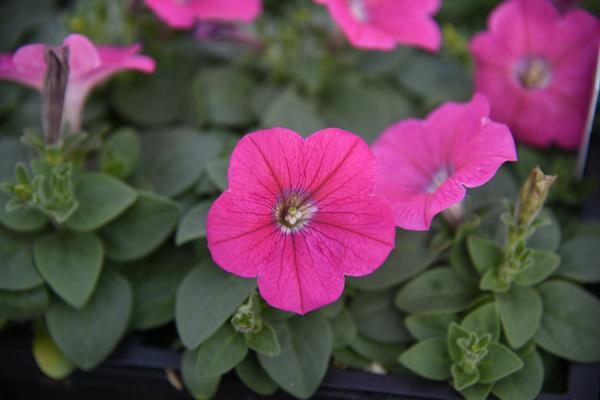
[207, 128, 396, 314]
[144, 0, 262, 29]
[314, 0, 441, 51]
[0, 33, 155, 133]
[372, 95, 517, 231]
[470, 0, 600, 149]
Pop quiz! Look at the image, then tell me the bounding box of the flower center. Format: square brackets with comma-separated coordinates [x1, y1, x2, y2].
[426, 166, 453, 193]
[515, 56, 552, 90]
[349, 0, 369, 23]
[273, 189, 317, 234]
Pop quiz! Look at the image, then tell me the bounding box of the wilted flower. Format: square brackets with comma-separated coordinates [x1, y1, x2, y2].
[207, 128, 396, 314]
[144, 0, 262, 29]
[0, 34, 155, 133]
[372, 95, 517, 231]
[314, 0, 441, 51]
[470, 0, 600, 149]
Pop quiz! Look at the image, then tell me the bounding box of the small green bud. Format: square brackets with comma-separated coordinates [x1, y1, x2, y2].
[515, 167, 556, 227]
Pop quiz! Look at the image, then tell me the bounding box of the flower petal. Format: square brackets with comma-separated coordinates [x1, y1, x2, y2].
[310, 193, 395, 276]
[63, 34, 100, 79]
[228, 127, 305, 197]
[303, 128, 376, 204]
[144, 0, 197, 28]
[8, 44, 46, 88]
[257, 232, 345, 314]
[207, 191, 277, 278]
[193, 0, 262, 22]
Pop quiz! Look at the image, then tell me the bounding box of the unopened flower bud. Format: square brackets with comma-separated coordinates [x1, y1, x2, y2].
[42, 46, 69, 145]
[515, 167, 556, 227]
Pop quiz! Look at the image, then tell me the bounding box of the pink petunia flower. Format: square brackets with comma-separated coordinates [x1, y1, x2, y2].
[314, 0, 441, 51]
[470, 0, 600, 149]
[144, 0, 262, 29]
[372, 95, 517, 231]
[0, 33, 155, 133]
[206, 127, 396, 314]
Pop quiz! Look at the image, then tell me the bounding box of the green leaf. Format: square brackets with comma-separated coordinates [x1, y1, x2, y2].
[460, 383, 493, 400]
[395, 267, 477, 313]
[33, 327, 74, 380]
[535, 280, 600, 362]
[46, 270, 133, 370]
[66, 173, 137, 232]
[398, 338, 451, 380]
[0, 285, 49, 319]
[181, 349, 221, 400]
[320, 82, 414, 143]
[478, 343, 524, 384]
[514, 250, 560, 286]
[447, 322, 471, 362]
[469, 166, 518, 209]
[261, 87, 324, 137]
[0, 138, 28, 181]
[0, 191, 47, 232]
[121, 247, 194, 330]
[327, 309, 357, 349]
[258, 314, 332, 399]
[349, 289, 411, 343]
[555, 234, 600, 283]
[0, 229, 42, 290]
[332, 347, 371, 370]
[196, 324, 248, 378]
[100, 128, 141, 179]
[176, 264, 256, 349]
[405, 312, 457, 341]
[139, 129, 223, 197]
[245, 322, 281, 357]
[350, 335, 406, 365]
[176, 200, 211, 245]
[198, 67, 255, 126]
[467, 236, 504, 275]
[497, 286, 542, 348]
[397, 54, 471, 108]
[451, 364, 479, 391]
[492, 351, 544, 400]
[461, 302, 500, 342]
[205, 158, 228, 191]
[34, 232, 103, 308]
[319, 297, 344, 318]
[526, 211, 561, 251]
[236, 354, 278, 396]
[349, 230, 438, 290]
[112, 70, 183, 125]
[450, 218, 481, 284]
[101, 192, 180, 262]
[479, 268, 511, 293]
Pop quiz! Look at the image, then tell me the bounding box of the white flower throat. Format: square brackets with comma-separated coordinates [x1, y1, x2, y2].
[273, 189, 317, 234]
[349, 0, 369, 23]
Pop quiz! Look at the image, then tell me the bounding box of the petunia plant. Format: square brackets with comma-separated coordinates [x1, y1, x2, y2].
[1, 1, 600, 400]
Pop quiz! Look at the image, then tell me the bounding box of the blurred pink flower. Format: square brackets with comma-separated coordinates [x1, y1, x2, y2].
[0, 33, 155, 133]
[470, 0, 600, 149]
[314, 0, 441, 51]
[372, 95, 517, 231]
[206, 127, 396, 314]
[144, 0, 262, 29]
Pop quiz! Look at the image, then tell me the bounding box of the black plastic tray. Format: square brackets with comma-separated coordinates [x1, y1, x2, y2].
[0, 332, 598, 400]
